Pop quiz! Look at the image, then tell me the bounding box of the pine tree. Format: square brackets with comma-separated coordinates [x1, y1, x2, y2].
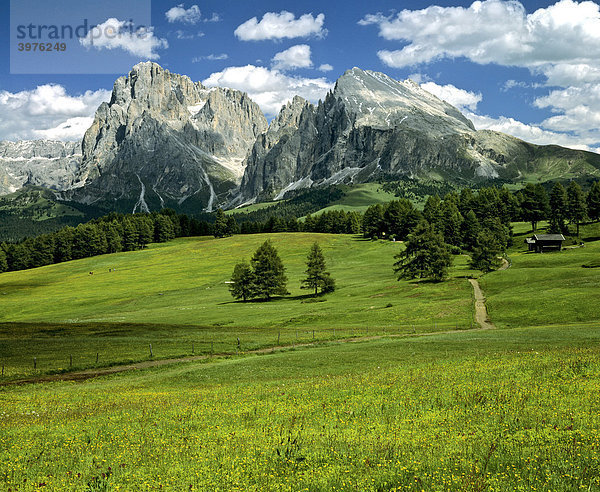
[520, 183, 549, 232]
[393, 220, 453, 282]
[423, 195, 442, 227]
[362, 204, 385, 238]
[567, 181, 587, 237]
[587, 181, 600, 222]
[250, 240, 289, 299]
[470, 230, 503, 272]
[214, 209, 229, 238]
[549, 182, 568, 234]
[440, 201, 463, 246]
[229, 261, 255, 301]
[301, 243, 335, 295]
[461, 210, 481, 251]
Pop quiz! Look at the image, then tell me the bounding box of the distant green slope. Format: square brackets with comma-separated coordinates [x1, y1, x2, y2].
[0, 233, 474, 330]
[0, 186, 101, 242]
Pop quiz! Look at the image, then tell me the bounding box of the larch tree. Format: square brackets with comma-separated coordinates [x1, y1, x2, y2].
[229, 261, 255, 302]
[586, 181, 600, 222]
[567, 181, 587, 237]
[250, 240, 289, 300]
[301, 242, 335, 295]
[393, 220, 453, 282]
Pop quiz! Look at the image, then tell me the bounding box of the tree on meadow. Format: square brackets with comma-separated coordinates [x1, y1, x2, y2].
[362, 204, 385, 238]
[519, 183, 549, 232]
[470, 230, 504, 272]
[461, 210, 481, 251]
[213, 208, 230, 238]
[393, 220, 453, 282]
[250, 240, 289, 300]
[0, 248, 7, 273]
[301, 243, 335, 295]
[549, 182, 568, 234]
[586, 181, 600, 222]
[229, 261, 255, 301]
[567, 181, 587, 237]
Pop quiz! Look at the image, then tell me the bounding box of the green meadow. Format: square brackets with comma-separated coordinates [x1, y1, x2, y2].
[1, 223, 600, 490]
[0, 233, 476, 379]
[1, 327, 600, 490]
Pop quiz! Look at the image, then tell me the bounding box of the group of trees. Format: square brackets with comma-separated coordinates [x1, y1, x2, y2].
[3, 179, 599, 279]
[0, 210, 202, 273]
[520, 181, 595, 236]
[229, 241, 334, 301]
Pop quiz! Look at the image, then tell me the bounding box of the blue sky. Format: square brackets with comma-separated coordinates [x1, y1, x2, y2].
[1, 0, 600, 152]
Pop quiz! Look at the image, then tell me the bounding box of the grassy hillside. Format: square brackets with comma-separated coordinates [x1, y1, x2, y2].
[0, 233, 476, 378]
[1, 326, 599, 490]
[483, 221, 600, 329]
[0, 186, 101, 242]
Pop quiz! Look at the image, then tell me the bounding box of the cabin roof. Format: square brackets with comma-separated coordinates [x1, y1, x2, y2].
[532, 234, 565, 241]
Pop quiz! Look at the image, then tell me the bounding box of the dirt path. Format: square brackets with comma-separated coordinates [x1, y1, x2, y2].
[468, 278, 496, 330]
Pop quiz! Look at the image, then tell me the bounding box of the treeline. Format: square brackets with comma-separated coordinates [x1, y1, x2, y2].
[0, 210, 213, 273]
[214, 209, 363, 236]
[2, 180, 599, 275]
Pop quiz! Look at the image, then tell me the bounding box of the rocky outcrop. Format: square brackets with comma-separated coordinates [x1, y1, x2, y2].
[0, 140, 81, 195]
[69, 61, 267, 212]
[236, 68, 600, 202]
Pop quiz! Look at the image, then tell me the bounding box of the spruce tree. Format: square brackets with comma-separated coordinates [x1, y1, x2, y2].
[461, 210, 481, 251]
[229, 261, 255, 301]
[470, 230, 503, 272]
[301, 243, 335, 295]
[250, 240, 289, 299]
[567, 181, 587, 237]
[587, 181, 600, 222]
[549, 182, 568, 234]
[393, 220, 453, 282]
[520, 183, 549, 232]
[214, 209, 229, 238]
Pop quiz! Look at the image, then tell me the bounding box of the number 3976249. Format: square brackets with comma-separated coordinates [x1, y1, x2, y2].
[17, 43, 67, 52]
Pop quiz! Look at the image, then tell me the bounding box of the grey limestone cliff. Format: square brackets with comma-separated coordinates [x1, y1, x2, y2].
[69, 61, 267, 212]
[0, 140, 81, 196]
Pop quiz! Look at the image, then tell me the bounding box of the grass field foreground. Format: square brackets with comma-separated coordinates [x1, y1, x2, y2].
[1, 326, 600, 490]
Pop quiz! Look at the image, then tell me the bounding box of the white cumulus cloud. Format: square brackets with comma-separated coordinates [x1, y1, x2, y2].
[235, 11, 326, 41]
[318, 64, 333, 72]
[0, 85, 110, 141]
[203, 65, 332, 117]
[272, 45, 312, 70]
[421, 81, 482, 111]
[165, 4, 202, 24]
[79, 18, 168, 60]
[467, 112, 598, 151]
[360, 0, 600, 151]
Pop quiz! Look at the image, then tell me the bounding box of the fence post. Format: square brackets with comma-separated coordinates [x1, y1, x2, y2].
[313, 329, 315, 340]
[192, 342, 194, 355]
[34, 357, 36, 370]
[149, 344, 153, 358]
[96, 352, 99, 364]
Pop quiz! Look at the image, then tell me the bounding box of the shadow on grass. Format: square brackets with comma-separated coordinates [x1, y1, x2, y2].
[219, 292, 328, 305]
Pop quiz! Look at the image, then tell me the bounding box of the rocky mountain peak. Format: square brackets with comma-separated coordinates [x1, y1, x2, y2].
[69, 62, 268, 212]
[332, 67, 475, 134]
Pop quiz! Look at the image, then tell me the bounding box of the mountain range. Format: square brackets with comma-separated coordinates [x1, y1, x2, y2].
[2, 62, 600, 214]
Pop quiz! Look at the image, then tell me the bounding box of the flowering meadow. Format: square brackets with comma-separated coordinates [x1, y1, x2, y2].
[2, 326, 599, 491]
